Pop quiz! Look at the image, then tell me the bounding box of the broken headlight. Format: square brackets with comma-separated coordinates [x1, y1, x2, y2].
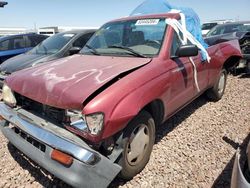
[67, 110, 104, 135]
[66, 110, 88, 131]
[2, 83, 16, 107]
[85, 113, 104, 135]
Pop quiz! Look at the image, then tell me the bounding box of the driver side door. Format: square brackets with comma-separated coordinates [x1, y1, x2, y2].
[165, 32, 196, 116]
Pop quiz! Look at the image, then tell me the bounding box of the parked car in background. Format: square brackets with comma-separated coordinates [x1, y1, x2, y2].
[202, 22, 218, 36]
[0, 1, 8, 8]
[231, 140, 250, 188]
[205, 21, 250, 74]
[202, 19, 234, 36]
[0, 13, 242, 187]
[0, 33, 48, 63]
[0, 29, 96, 87]
[206, 21, 250, 37]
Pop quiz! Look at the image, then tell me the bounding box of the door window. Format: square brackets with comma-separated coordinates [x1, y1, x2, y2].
[0, 40, 10, 51]
[12, 37, 25, 49]
[171, 32, 182, 57]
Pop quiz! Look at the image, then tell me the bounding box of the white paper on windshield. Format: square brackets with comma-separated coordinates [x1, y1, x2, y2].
[63, 34, 74, 37]
[244, 24, 250, 26]
[135, 19, 160, 26]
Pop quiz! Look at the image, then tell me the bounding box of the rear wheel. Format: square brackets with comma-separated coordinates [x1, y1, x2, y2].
[118, 111, 155, 180]
[206, 68, 227, 101]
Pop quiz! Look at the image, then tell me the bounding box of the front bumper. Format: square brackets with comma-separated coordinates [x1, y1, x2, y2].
[0, 103, 121, 188]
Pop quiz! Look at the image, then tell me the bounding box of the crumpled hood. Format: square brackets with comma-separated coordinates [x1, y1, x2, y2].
[6, 55, 151, 109]
[0, 53, 53, 74]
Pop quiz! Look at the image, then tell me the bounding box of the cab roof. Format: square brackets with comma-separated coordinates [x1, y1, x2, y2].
[108, 13, 181, 23]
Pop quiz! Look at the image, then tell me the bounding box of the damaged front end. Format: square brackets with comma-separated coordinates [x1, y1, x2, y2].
[0, 102, 121, 188]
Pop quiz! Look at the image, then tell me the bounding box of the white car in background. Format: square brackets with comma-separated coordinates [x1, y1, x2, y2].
[202, 19, 234, 36]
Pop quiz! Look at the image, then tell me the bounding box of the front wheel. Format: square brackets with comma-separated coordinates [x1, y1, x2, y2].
[206, 68, 227, 101]
[118, 111, 155, 180]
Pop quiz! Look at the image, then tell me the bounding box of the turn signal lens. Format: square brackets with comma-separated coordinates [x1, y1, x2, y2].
[51, 149, 73, 166]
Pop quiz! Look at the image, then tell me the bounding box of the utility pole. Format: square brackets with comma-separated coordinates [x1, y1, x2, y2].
[0, 1, 8, 8]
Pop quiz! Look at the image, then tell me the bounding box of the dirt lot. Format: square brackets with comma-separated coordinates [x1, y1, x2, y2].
[0, 75, 249, 188]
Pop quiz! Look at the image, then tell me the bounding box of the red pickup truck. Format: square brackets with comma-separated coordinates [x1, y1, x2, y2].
[0, 13, 242, 187]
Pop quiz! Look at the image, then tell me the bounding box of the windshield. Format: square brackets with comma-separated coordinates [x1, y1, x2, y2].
[207, 23, 250, 37]
[29, 33, 75, 55]
[81, 18, 167, 57]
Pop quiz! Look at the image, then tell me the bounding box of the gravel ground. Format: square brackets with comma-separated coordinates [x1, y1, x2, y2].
[0, 75, 249, 188]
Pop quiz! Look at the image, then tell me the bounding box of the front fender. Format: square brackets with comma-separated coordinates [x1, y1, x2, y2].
[102, 72, 171, 139]
[83, 59, 172, 141]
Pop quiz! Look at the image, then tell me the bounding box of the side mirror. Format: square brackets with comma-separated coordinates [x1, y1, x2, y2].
[175, 45, 199, 57]
[69, 46, 82, 55]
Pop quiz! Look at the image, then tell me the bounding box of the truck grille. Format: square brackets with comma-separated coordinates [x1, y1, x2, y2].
[15, 93, 67, 125]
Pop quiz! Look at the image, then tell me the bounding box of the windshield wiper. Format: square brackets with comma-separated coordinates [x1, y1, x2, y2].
[85, 45, 100, 55]
[107, 45, 147, 58]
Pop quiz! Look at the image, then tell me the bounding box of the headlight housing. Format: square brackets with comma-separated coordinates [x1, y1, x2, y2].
[67, 110, 104, 136]
[2, 83, 16, 107]
[85, 113, 104, 135]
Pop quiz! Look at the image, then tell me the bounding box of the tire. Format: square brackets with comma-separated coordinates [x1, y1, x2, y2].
[118, 111, 155, 180]
[246, 60, 250, 74]
[206, 68, 227, 101]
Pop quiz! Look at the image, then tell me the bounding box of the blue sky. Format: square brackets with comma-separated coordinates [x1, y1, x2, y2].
[0, 0, 249, 29]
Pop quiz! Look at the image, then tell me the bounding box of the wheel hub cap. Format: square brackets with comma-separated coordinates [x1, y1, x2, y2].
[126, 124, 150, 166]
[218, 73, 225, 94]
